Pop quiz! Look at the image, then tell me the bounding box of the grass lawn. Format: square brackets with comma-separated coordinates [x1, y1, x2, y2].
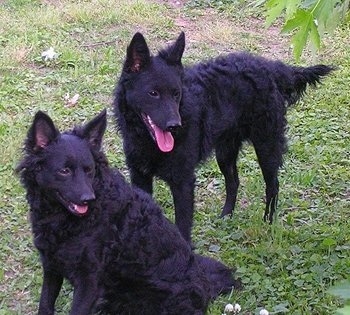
[0, 0, 349, 314]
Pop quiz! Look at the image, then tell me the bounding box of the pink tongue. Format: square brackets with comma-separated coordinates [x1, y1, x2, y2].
[153, 124, 174, 152]
[74, 204, 88, 214]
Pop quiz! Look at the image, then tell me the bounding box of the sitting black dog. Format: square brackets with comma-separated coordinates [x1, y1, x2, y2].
[17, 109, 239, 315]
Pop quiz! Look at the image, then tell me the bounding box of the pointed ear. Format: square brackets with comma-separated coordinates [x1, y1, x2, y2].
[159, 32, 185, 65]
[81, 109, 107, 150]
[28, 111, 59, 151]
[124, 32, 151, 73]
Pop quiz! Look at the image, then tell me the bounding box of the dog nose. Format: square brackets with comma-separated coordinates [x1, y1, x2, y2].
[80, 192, 96, 203]
[165, 121, 182, 132]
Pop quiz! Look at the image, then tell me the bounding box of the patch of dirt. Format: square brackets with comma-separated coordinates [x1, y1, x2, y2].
[156, 0, 293, 61]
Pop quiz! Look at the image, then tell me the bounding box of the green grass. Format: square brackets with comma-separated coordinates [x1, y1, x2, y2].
[0, 0, 349, 314]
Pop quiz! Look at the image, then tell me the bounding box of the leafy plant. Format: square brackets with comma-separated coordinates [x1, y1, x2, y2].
[255, 0, 350, 61]
[329, 280, 350, 315]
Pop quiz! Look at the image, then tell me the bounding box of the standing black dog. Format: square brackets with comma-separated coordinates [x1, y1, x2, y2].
[17, 110, 238, 315]
[114, 32, 333, 242]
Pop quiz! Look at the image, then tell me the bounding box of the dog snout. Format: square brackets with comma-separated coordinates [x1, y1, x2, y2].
[80, 192, 96, 203]
[165, 120, 182, 132]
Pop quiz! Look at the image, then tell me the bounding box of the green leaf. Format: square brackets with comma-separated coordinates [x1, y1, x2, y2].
[261, 0, 349, 61]
[329, 280, 350, 300]
[312, 0, 337, 32]
[265, 0, 287, 26]
[282, 9, 313, 61]
[325, 0, 350, 34]
[322, 237, 337, 247]
[282, 8, 310, 33]
[285, 0, 302, 19]
[208, 244, 221, 252]
[272, 302, 290, 312]
[309, 18, 320, 50]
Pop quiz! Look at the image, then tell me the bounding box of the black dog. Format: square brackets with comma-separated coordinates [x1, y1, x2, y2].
[114, 32, 333, 242]
[17, 110, 238, 315]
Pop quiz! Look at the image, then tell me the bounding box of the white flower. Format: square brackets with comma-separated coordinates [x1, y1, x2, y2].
[69, 93, 80, 106]
[260, 309, 269, 315]
[234, 303, 241, 312]
[41, 47, 58, 61]
[64, 93, 80, 107]
[224, 303, 234, 313]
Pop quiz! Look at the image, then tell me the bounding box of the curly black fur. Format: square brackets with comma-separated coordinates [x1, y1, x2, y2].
[114, 32, 334, 242]
[17, 110, 238, 315]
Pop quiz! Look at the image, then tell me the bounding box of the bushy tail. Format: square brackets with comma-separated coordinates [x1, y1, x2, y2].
[197, 256, 241, 300]
[277, 64, 335, 106]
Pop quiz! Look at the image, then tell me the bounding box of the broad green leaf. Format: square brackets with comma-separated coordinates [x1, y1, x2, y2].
[322, 237, 337, 247]
[272, 303, 290, 312]
[309, 20, 321, 50]
[326, 0, 350, 33]
[312, 0, 337, 30]
[265, 0, 287, 26]
[291, 34, 305, 61]
[208, 244, 221, 252]
[329, 280, 350, 300]
[282, 8, 310, 33]
[262, 0, 349, 61]
[285, 0, 302, 18]
[281, 9, 319, 61]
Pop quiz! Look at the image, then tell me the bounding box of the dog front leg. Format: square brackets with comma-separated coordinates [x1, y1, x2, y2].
[170, 178, 195, 243]
[69, 276, 98, 315]
[38, 270, 63, 315]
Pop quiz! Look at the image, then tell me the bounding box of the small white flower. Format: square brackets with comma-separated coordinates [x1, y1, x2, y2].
[64, 93, 80, 107]
[41, 47, 58, 61]
[224, 303, 234, 313]
[69, 93, 80, 106]
[260, 309, 269, 315]
[234, 303, 241, 312]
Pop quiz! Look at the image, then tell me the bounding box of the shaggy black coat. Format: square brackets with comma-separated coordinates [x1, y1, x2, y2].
[17, 110, 237, 315]
[114, 32, 334, 242]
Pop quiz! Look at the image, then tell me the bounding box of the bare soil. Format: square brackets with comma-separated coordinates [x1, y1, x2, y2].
[157, 0, 293, 61]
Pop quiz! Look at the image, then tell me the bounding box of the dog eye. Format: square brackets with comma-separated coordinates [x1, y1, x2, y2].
[58, 168, 71, 176]
[148, 90, 159, 98]
[173, 90, 181, 99]
[84, 166, 93, 174]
